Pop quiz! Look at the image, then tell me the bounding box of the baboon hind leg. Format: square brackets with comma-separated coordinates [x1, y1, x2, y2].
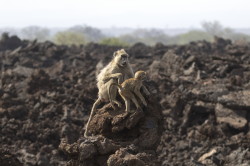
[122, 96, 131, 113]
[84, 98, 102, 137]
[110, 86, 122, 108]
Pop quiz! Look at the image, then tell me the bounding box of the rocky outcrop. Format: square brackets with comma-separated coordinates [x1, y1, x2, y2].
[1, 34, 250, 165]
[59, 83, 163, 165]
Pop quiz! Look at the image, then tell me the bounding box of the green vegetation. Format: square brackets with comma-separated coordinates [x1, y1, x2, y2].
[201, 21, 250, 42]
[1, 21, 250, 46]
[53, 31, 86, 46]
[174, 30, 213, 45]
[120, 29, 171, 46]
[44, 25, 250, 46]
[21, 26, 50, 41]
[68, 25, 105, 42]
[100, 37, 129, 47]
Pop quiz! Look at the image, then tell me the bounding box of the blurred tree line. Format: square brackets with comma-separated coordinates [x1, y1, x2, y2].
[1, 21, 250, 46]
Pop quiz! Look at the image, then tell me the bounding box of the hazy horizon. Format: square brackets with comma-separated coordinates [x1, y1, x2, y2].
[1, 0, 250, 29]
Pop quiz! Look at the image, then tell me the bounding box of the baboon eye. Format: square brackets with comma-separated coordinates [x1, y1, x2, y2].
[121, 55, 127, 58]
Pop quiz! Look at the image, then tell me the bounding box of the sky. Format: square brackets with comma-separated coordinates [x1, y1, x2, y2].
[0, 0, 249, 28]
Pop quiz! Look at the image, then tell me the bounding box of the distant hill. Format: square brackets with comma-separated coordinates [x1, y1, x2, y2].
[234, 28, 250, 35]
[2, 27, 250, 39]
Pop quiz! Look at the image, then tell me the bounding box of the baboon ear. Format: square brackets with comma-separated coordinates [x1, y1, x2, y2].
[121, 49, 129, 57]
[113, 51, 117, 57]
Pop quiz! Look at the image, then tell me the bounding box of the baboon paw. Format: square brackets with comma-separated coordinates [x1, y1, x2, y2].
[110, 103, 116, 109]
[114, 102, 122, 108]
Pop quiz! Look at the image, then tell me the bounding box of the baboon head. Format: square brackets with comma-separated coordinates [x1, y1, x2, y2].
[135, 70, 147, 80]
[113, 49, 129, 67]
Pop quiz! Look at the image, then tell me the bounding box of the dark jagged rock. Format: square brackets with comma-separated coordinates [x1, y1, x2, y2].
[215, 103, 247, 130]
[0, 36, 250, 165]
[218, 90, 250, 109]
[0, 33, 23, 51]
[0, 148, 22, 166]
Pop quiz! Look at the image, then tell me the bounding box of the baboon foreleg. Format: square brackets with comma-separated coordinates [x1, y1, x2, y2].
[103, 73, 122, 88]
[111, 73, 123, 84]
[130, 93, 141, 109]
[110, 85, 122, 108]
[105, 73, 123, 84]
[135, 89, 147, 106]
[109, 73, 122, 78]
[142, 85, 150, 96]
[84, 98, 102, 137]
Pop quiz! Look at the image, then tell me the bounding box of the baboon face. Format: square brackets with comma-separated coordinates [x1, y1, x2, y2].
[114, 49, 129, 67]
[135, 71, 146, 80]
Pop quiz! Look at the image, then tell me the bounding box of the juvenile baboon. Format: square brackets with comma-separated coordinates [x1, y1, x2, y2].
[84, 49, 134, 137]
[109, 70, 150, 113]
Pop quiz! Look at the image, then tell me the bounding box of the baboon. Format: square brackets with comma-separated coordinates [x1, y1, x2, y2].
[109, 70, 150, 113]
[84, 49, 134, 137]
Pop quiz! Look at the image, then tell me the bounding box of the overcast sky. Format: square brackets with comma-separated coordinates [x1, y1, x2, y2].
[0, 0, 249, 28]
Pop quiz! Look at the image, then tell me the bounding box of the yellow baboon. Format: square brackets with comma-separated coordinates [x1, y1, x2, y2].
[109, 70, 150, 113]
[84, 49, 134, 137]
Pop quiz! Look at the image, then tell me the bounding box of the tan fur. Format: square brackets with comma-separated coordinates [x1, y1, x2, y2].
[109, 71, 150, 113]
[84, 49, 134, 137]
